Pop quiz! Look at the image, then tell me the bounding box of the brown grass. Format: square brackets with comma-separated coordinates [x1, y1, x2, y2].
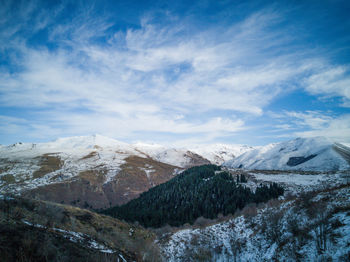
[80, 151, 98, 160]
[0, 196, 162, 261]
[0, 174, 16, 184]
[32, 154, 63, 179]
[79, 170, 106, 185]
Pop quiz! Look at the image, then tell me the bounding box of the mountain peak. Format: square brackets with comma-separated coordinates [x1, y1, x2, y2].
[47, 134, 129, 150]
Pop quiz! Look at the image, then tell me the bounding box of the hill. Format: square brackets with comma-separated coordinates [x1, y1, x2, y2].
[224, 137, 350, 171]
[102, 165, 284, 227]
[0, 195, 160, 261]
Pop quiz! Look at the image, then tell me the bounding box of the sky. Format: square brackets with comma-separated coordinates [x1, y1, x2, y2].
[0, 0, 350, 146]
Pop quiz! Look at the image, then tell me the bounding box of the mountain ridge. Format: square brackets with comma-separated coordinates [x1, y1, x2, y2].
[224, 136, 350, 171]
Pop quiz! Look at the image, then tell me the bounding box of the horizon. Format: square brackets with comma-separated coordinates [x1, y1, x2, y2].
[1, 0, 350, 146]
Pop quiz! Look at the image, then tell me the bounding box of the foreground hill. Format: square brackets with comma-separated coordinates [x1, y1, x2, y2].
[160, 183, 350, 261]
[224, 137, 350, 171]
[0, 195, 160, 261]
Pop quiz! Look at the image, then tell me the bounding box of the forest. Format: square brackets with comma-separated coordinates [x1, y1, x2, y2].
[102, 165, 284, 227]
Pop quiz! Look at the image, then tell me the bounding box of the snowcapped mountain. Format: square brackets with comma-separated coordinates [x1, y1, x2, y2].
[3, 134, 348, 210]
[190, 143, 256, 165]
[132, 142, 210, 167]
[224, 137, 350, 171]
[0, 135, 217, 209]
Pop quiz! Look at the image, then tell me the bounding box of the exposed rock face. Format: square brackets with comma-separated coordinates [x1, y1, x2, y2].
[286, 154, 317, 166]
[23, 156, 180, 209]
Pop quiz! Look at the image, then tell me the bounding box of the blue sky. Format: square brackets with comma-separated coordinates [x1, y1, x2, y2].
[0, 0, 350, 146]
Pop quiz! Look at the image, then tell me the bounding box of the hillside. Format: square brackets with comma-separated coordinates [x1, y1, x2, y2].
[224, 137, 350, 171]
[159, 183, 350, 261]
[102, 165, 284, 227]
[0, 135, 208, 209]
[0, 195, 160, 262]
[190, 144, 256, 165]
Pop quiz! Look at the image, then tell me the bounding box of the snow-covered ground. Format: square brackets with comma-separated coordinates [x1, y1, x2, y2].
[0, 136, 132, 193]
[22, 220, 116, 253]
[248, 171, 350, 194]
[160, 185, 350, 261]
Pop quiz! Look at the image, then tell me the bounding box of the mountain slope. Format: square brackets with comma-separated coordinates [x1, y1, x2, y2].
[102, 165, 284, 228]
[132, 142, 210, 167]
[0, 135, 209, 209]
[0, 195, 160, 261]
[224, 137, 350, 171]
[190, 143, 256, 164]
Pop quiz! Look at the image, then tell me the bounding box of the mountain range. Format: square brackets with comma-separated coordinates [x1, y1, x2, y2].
[0, 135, 252, 209]
[0, 135, 349, 210]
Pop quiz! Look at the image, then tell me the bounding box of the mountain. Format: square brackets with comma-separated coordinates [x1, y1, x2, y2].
[1, 135, 251, 209]
[0, 135, 213, 209]
[132, 142, 210, 167]
[224, 137, 350, 171]
[190, 143, 256, 164]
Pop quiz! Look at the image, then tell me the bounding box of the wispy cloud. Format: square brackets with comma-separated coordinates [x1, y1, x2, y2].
[304, 66, 350, 107]
[276, 111, 350, 142]
[0, 1, 349, 144]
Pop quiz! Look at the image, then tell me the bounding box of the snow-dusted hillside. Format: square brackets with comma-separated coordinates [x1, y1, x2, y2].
[0, 135, 138, 192]
[0, 135, 217, 207]
[190, 144, 256, 165]
[0, 135, 251, 194]
[160, 183, 350, 261]
[224, 137, 350, 171]
[132, 142, 210, 167]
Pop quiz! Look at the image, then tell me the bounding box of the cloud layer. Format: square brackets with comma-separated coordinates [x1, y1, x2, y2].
[0, 1, 349, 145]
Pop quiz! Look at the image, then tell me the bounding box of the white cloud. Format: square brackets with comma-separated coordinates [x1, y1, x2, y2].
[286, 111, 333, 130]
[0, 2, 349, 144]
[283, 111, 350, 142]
[304, 66, 350, 106]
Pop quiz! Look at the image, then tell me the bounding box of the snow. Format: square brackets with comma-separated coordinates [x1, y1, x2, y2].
[133, 142, 200, 167]
[252, 173, 332, 186]
[224, 137, 350, 171]
[134, 142, 255, 166]
[22, 220, 115, 253]
[1, 135, 349, 196]
[341, 143, 350, 148]
[190, 143, 256, 165]
[118, 254, 127, 262]
[138, 164, 155, 185]
[0, 135, 194, 194]
[160, 185, 350, 261]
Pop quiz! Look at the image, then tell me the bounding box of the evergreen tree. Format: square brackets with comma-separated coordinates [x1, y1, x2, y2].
[101, 165, 284, 228]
